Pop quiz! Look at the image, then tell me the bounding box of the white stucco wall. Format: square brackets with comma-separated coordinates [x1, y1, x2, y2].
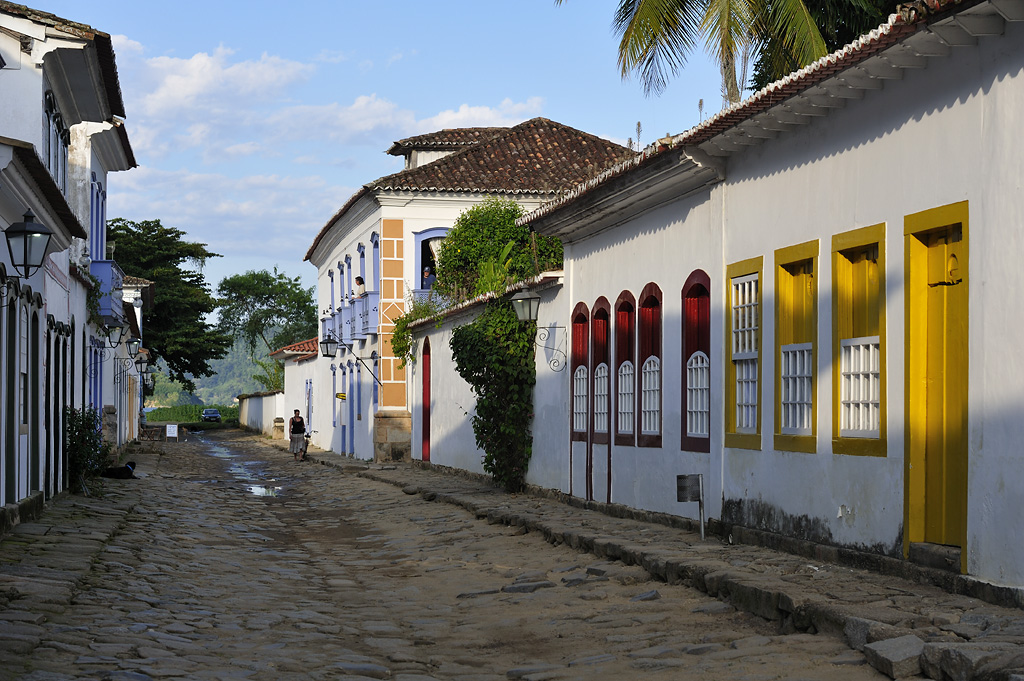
[546, 19, 1024, 585]
[409, 283, 572, 490]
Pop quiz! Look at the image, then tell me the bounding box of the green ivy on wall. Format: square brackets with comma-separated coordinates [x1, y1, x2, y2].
[450, 300, 535, 492]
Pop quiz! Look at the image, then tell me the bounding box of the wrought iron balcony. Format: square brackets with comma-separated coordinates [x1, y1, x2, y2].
[89, 259, 126, 328]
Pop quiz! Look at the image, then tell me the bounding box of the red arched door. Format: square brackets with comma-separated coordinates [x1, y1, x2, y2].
[422, 337, 431, 462]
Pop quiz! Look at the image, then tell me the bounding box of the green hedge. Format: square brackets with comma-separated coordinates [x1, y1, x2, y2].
[146, 404, 239, 422]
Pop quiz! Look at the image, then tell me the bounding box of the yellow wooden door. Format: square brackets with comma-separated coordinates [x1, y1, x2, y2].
[922, 228, 967, 545]
[905, 201, 969, 564]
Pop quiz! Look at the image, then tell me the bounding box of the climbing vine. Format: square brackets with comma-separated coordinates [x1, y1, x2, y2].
[390, 294, 444, 369]
[450, 300, 536, 492]
[84, 271, 104, 329]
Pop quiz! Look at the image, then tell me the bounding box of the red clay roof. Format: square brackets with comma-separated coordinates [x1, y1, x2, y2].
[386, 127, 506, 156]
[269, 337, 319, 359]
[306, 118, 634, 261]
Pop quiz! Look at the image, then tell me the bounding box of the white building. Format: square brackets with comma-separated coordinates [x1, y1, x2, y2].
[0, 4, 139, 518]
[292, 119, 631, 461]
[410, 0, 1024, 589]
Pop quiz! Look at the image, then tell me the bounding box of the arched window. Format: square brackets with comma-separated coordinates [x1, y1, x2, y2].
[682, 271, 711, 452]
[638, 283, 662, 446]
[571, 303, 589, 441]
[591, 299, 610, 440]
[614, 291, 635, 445]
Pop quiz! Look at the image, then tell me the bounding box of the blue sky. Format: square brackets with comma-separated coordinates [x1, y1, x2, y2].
[39, 1, 726, 290]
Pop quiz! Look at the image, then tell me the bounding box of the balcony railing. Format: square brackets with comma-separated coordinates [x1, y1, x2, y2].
[89, 259, 125, 327]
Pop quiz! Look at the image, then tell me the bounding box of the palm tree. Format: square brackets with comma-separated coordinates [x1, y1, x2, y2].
[559, 0, 882, 105]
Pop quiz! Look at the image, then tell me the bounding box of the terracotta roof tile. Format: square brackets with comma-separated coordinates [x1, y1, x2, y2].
[386, 127, 506, 156]
[269, 337, 319, 358]
[371, 118, 632, 195]
[306, 118, 633, 261]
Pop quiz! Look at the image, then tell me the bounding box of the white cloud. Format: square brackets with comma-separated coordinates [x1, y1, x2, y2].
[111, 35, 143, 54]
[416, 97, 545, 131]
[109, 166, 352, 273]
[140, 46, 313, 118]
[223, 142, 262, 158]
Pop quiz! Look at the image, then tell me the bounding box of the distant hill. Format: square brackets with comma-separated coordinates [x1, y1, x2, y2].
[148, 339, 268, 407]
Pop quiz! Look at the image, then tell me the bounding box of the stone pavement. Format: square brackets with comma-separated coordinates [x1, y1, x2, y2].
[0, 428, 1020, 680]
[290, 438, 1024, 681]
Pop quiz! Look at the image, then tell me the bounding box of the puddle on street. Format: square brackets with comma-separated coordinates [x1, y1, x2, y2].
[201, 437, 284, 498]
[247, 484, 282, 497]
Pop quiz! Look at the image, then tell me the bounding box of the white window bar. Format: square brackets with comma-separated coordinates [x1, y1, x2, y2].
[593, 363, 609, 434]
[641, 356, 661, 435]
[686, 351, 710, 439]
[780, 342, 814, 436]
[840, 336, 880, 438]
[731, 273, 759, 359]
[573, 365, 588, 433]
[617, 361, 635, 434]
[735, 358, 758, 434]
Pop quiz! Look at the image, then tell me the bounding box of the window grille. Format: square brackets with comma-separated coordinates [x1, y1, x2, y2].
[731, 274, 759, 359]
[735, 358, 758, 433]
[617, 361, 634, 434]
[840, 336, 880, 438]
[573, 365, 588, 433]
[780, 342, 813, 435]
[732, 273, 759, 433]
[593, 363, 609, 433]
[686, 351, 710, 438]
[641, 356, 660, 435]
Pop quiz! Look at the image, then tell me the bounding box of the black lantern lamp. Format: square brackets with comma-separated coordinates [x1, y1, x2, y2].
[105, 323, 129, 348]
[5, 210, 53, 279]
[511, 289, 541, 323]
[134, 355, 148, 374]
[320, 332, 339, 358]
[126, 338, 141, 358]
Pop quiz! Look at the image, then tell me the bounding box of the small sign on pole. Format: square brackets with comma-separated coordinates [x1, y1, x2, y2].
[166, 424, 179, 442]
[676, 474, 705, 541]
[336, 392, 346, 400]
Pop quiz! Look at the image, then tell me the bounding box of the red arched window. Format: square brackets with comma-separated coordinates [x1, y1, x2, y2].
[571, 302, 589, 442]
[614, 291, 636, 446]
[681, 271, 711, 452]
[638, 283, 662, 447]
[591, 298, 610, 444]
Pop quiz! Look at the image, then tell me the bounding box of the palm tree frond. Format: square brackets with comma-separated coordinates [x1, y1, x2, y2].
[614, 0, 704, 95]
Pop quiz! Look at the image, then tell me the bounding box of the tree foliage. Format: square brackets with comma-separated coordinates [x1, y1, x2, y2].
[450, 301, 536, 492]
[434, 197, 562, 301]
[216, 268, 318, 355]
[559, 0, 893, 104]
[107, 218, 232, 393]
[750, 0, 895, 90]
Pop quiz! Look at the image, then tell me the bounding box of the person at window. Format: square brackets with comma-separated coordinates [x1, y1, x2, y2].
[288, 409, 305, 461]
[354, 276, 367, 298]
[423, 267, 436, 289]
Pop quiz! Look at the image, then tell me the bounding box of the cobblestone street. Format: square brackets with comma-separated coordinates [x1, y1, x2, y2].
[0, 429, 891, 680]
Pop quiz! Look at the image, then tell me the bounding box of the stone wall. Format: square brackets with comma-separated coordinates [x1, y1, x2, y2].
[374, 410, 411, 463]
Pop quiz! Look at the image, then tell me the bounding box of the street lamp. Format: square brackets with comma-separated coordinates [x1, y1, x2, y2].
[320, 332, 339, 358]
[134, 355, 148, 374]
[105, 323, 129, 348]
[4, 210, 53, 279]
[126, 338, 141, 358]
[509, 288, 566, 372]
[511, 289, 541, 323]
